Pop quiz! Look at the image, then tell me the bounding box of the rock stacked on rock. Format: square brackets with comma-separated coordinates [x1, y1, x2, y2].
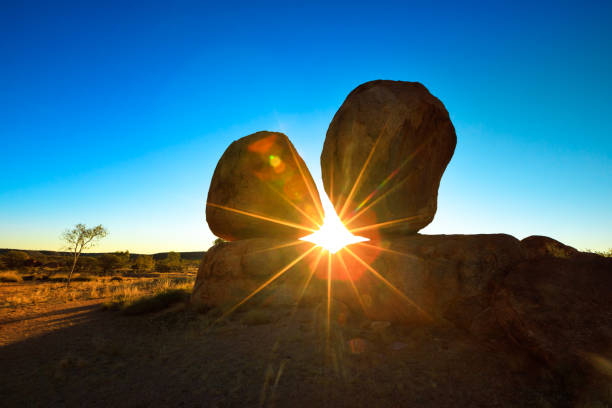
[193, 81, 612, 396]
[321, 80, 456, 237]
[206, 131, 323, 241]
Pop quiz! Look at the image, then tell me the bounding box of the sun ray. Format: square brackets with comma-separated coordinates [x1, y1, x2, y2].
[276, 246, 326, 325]
[336, 250, 368, 314]
[326, 251, 332, 345]
[343, 172, 414, 226]
[284, 138, 326, 222]
[346, 166, 401, 219]
[354, 241, 424, 261]
[269, 359, 287, 403]
[270, 247, 324, 329]
[295, 247, 325, 306]
[216, 245, 318, 323]
[337, 120, 388, 220]
[265, 182, 322, 228]
[348, 215, 421, 234]
[249, 240, 309, 255]
[207, 202, 317, 233]
[299, 195, 369, 253]
[343, 247, 431, 320]
[258, 246, 325, 402]
[343, 140, 428, 226]
[355, 242, 449, 270]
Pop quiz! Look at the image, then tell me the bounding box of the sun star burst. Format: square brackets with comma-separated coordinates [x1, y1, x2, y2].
[299, 193, 369, 253]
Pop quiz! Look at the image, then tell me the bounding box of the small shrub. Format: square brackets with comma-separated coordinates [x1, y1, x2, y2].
[155, 251, 184, 272]
[71, 275, 93, 282]
[1, 250, 30, 269]
[106, 289, 190, 315]
[122, 289, 189, 315]
[585, 248, 612, 257]
[0, 271, 22, 283]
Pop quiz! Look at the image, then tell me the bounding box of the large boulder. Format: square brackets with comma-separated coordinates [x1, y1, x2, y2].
[192, 232, 612, 396]
[321, 80, 456, 237]
[191, 234, 526, 325]
[206, 131, 323, 241]
[493, 254, 612, 365]
[328, 234, 525, 324]
[466, 251, 612, 402]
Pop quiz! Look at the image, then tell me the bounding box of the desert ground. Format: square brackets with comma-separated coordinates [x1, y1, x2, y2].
[0, 272, 599, 408]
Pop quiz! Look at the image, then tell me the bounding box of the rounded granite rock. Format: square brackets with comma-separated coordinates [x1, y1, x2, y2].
[206, 131, 324, 241]
[321, 80, 456, 237]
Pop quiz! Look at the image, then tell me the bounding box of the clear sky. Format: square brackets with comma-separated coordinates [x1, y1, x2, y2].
[1, 1, 611, 253]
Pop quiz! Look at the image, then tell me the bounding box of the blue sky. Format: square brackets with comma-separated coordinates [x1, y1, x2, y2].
[1, 1, 610, 253]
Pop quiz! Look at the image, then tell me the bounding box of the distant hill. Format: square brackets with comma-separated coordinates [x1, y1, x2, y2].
[0, 249, 206, 261]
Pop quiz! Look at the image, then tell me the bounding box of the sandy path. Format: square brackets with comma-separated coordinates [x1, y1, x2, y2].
[0, 299, 105, 346]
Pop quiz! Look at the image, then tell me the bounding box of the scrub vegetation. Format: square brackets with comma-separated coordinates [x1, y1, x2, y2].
[0, 247, 199, 310]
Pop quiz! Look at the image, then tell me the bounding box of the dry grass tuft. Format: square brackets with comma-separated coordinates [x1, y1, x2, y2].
[102, 278, 193, 314]
[1, 276, 194, 309]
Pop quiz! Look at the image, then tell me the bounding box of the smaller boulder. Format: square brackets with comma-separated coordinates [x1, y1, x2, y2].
[521, 235, 579, 259]
[206, 131, 323, 241]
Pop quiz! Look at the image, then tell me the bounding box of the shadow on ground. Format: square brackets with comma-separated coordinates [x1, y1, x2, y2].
[0, 299, 576, 408]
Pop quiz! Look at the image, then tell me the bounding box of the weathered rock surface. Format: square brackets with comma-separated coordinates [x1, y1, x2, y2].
[194, 79, 612, 404]
[191, 234, 525, 325]
[206, 131, 323, 241]
[191, 238, 320, 312]
[321, 80, 456, 237]
[330, 234, 525, 324]
[520, 234, 580, 259]
[192, 233, 612, 394]
[472, 247, 612, 377]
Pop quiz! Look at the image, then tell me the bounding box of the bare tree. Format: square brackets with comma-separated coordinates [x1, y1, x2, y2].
[62, 224, 108, 285]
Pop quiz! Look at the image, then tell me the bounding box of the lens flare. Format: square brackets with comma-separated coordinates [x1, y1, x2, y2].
[299, 192, 368, 253]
